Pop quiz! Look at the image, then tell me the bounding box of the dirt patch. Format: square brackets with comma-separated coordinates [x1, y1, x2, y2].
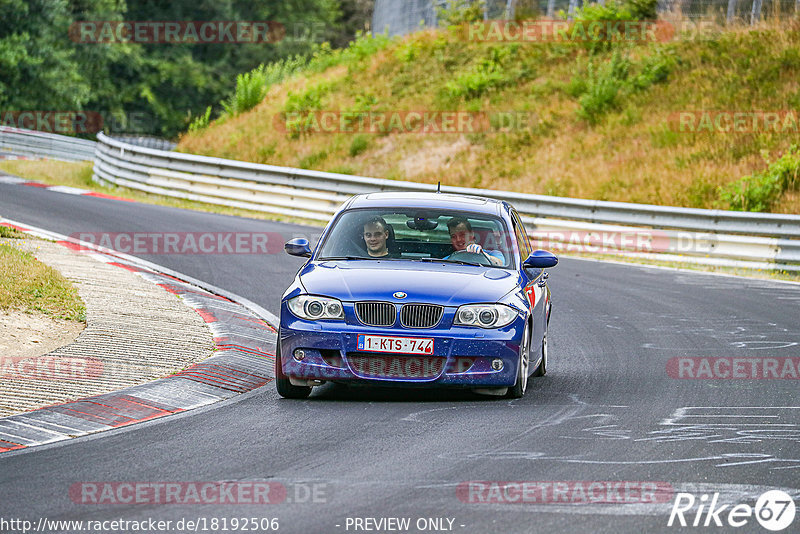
[0, 310, 84, 360]
[398, 137, 476, 179]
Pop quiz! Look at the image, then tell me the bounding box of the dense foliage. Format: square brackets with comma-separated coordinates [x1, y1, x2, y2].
[179, 12, 800, 213]
[0, 0, 373, 137]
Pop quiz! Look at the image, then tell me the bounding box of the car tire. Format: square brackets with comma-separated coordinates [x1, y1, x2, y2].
[275, 330, 312, 399]
[532, 330, 547, 377]
[507, 321, 531, 399]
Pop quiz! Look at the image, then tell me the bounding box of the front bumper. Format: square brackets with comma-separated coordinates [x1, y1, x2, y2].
[279, 306, 525, 388]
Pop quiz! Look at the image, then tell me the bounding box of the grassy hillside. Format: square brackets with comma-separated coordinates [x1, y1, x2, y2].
[178, 14, 800, 213]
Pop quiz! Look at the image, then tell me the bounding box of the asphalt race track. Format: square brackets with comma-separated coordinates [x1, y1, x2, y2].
[1, 181, 799, 533]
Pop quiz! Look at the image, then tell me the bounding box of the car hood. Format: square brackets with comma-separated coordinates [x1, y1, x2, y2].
[298, 260, 519, 306]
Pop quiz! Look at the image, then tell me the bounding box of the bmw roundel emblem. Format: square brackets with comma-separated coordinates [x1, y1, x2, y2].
[393, 291, 407, 299]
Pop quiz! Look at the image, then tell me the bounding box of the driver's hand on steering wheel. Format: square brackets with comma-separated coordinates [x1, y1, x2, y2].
[465, 243, 502, 265]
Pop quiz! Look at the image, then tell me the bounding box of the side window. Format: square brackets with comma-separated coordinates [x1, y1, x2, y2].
[511, 211, 531, 260]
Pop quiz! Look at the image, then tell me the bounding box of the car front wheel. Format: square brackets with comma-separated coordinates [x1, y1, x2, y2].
[507, 321, 531, 398]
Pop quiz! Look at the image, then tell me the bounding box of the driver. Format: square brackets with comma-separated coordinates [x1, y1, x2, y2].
[445, 217, 504, 266]
[362, 216, 397, 258]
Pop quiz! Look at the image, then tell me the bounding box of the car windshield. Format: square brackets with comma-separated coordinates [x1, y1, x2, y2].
[316, 208, 515, 268]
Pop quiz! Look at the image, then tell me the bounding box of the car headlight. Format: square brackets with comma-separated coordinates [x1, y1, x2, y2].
[287, 295, 345, 320]
[454, 304, 518, 328]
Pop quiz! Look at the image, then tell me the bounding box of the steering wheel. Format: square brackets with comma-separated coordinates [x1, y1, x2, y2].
[448, 250, 493, 266]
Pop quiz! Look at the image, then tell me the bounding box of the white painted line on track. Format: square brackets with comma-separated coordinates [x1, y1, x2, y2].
[46, 185, 91, 195]
[566, 255, 800, 287]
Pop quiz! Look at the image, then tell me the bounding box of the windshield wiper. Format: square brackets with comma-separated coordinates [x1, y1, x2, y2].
[318, 256, 370, 261]
[416, 257, 484, 267]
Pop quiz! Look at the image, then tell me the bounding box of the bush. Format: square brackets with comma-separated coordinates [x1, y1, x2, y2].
[304, 32, 392, 75]
[719, 146, 800, 211]
[218, 56, 307, 117]
[571, 47, 675, 124]
[447, 64, 507, 99]
[220, 66, 269, 117]
[566, 0, 660, 53]
[265, 55, 310, 83]
[445, 47, 517, 100]
[395, 41, 420, 63]
[284, 81, 333, 113]
[298, 150, 328, 169]
[282, 81, 335, 138]
[437, 0, 486, 26]
[350, 93, 380, 113]
[329, 165, 356, 175]
[631, 48, 676, 89]
[349, 135, 370, 157]
[572, 0, 656, 22]
[256, 142, 277, 163]
[212, 33, 391, 125]
[572, 0, 634, 23]
[513, 0, 543, 20]
[576, 50, 630, 124]
[569, 0, 633, 53]
[188, 106, 212, 133]
[343, 31, 392, 64]
[625, 0, 658, 20]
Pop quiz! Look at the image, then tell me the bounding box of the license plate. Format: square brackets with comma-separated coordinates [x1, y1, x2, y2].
[357, 334, 434, 355]
[349, 355, 443, 379]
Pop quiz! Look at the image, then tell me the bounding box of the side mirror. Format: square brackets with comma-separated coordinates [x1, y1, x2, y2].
[285, 238, 312, 258]
[523, 250, 558, 269]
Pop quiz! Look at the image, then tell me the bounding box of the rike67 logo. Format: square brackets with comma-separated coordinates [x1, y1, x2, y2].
[668, 490, 796, 531]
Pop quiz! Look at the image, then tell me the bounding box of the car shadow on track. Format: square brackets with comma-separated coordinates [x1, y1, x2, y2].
[279, 381, 555, 403]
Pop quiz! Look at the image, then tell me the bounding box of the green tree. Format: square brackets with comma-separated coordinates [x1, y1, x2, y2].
[1, 0, 349, 137]
[0, 0, 89, 110]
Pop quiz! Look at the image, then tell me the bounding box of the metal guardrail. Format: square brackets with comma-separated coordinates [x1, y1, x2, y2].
[0, 126, 96, 162]
[111, 135, 177, 151]
[92, 132, 800, 271]
[0, 128, 175, 161]
[1, 127, 797, 271]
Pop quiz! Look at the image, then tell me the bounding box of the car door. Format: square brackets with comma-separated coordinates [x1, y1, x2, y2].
[511, 210, 547, 352]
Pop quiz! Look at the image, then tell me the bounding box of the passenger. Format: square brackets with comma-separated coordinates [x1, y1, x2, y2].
[446, 216, 504, 266]
[362, 216, 397, 258]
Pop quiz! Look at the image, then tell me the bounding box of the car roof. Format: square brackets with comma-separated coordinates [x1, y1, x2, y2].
[345, 192, 506, 215]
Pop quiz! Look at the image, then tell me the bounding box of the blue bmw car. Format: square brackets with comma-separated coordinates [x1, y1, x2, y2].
[277, 192, 557, 399]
